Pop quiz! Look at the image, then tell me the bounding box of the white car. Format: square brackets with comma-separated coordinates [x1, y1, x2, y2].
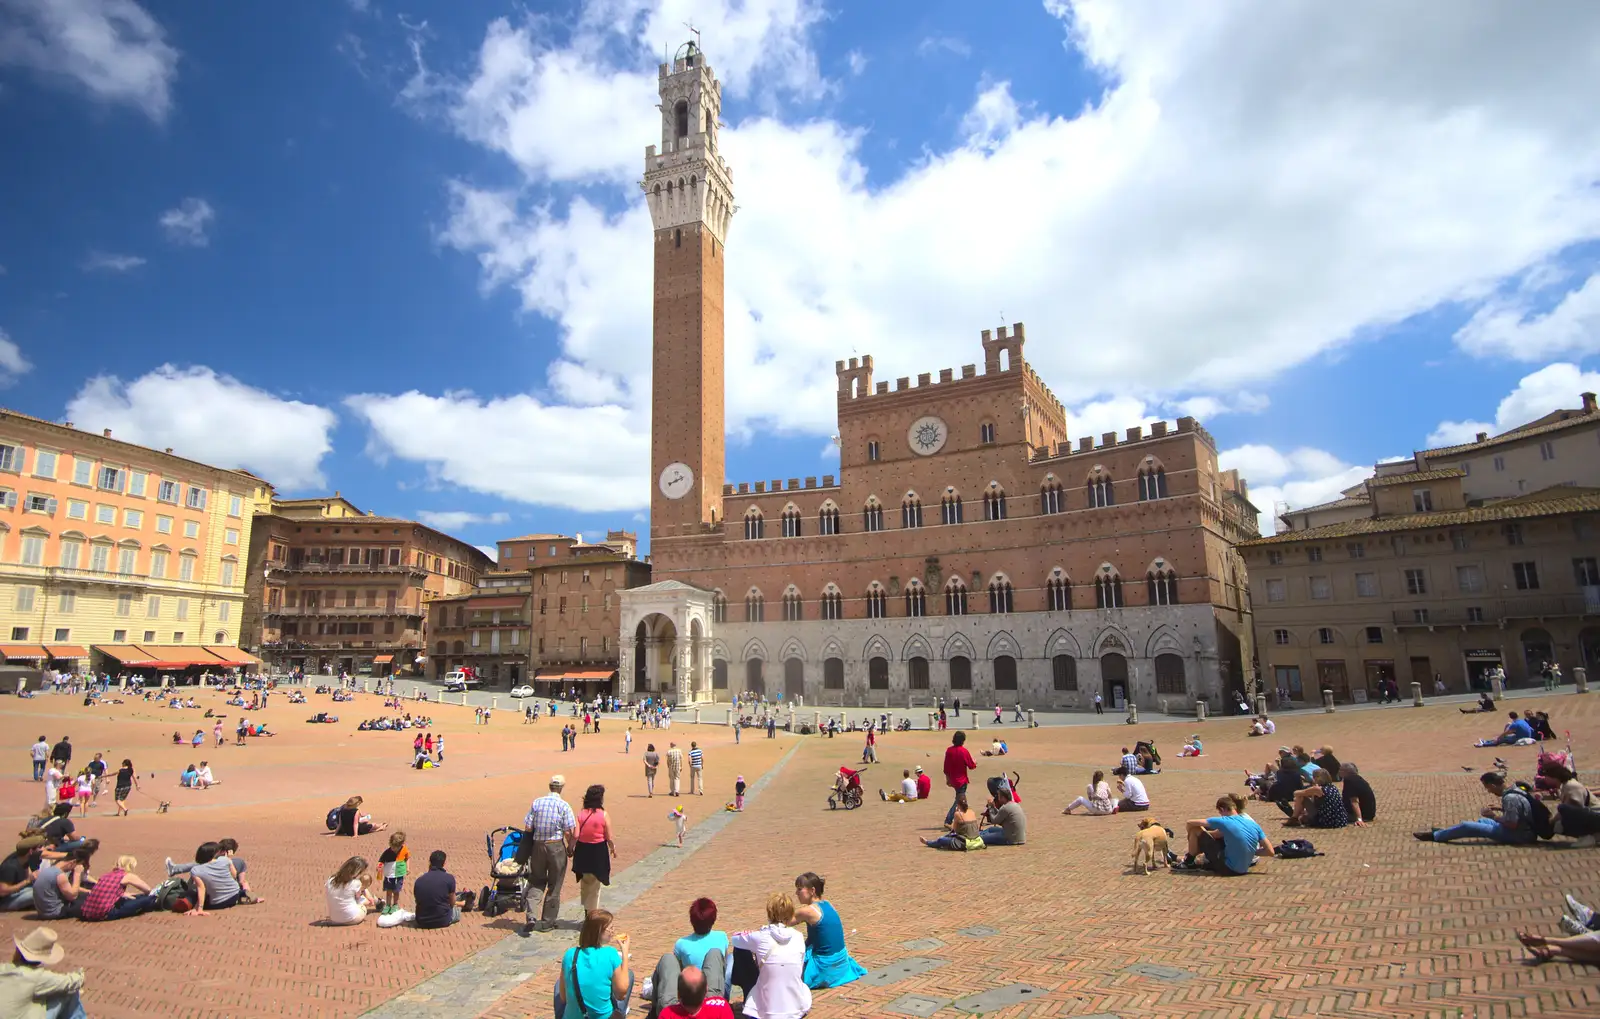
[510, 685, 535, 698]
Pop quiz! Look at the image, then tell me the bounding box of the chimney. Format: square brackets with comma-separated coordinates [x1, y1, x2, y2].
[63, 422, 72, 429]
[164, 448, 173, 454]
[102, 428, 112, 437]
[1475, 432, 1488, 443]
[1583, 391, 1597, 413]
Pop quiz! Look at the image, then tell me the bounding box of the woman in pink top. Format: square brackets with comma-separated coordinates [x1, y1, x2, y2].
[572, 783, 617, 916]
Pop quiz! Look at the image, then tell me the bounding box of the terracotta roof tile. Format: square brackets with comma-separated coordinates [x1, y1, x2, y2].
[1418, 410, 1598, 458]
[1242, 491, 1600, 545]
[1367, 468, 1466, 487]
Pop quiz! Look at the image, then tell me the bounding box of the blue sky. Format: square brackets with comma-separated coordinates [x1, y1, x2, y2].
[1, 0, 1597, 552]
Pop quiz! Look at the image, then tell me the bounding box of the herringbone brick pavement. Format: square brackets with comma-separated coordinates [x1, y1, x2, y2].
[0, 691, 785, 1018]
[479, 695, 1600, 1019]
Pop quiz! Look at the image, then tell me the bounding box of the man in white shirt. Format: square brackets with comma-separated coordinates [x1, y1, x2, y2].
[881, 769, 919, 803]
[29, 738, 49, 782]
[1114, 768, 1150, 812]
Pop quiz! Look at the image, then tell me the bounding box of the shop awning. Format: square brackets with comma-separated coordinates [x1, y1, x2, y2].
[45, 645, 89, 659]
[372, 654, 394, 664]
[535, 668, 617, 683]
[202, 646, 261, 667]
[0, 644, 49, 661]
[129, 645, 223, 668]
[94, 644, 165, 667]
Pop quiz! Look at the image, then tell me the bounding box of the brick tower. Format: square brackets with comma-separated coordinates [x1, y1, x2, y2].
[644, 41, 734, 541]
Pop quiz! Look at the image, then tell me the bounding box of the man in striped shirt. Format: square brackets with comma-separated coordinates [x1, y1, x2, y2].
[688, 742, 705, 795]
[518, 775, 576, 933]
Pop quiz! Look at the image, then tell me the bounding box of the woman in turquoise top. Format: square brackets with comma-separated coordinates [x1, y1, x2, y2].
[554, 908, 634, 1019]
[793, 872, 866, 989]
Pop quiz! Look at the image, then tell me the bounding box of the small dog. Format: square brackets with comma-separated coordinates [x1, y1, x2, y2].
[1131, 818, 1168, 874]
[156, 800, 171, 814]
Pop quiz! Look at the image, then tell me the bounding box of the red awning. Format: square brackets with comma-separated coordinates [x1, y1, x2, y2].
[372, 654, 394, 664]
[44, 645, 89, 659]
[0, 644, 48, 660]
[94, 645, 164, 667]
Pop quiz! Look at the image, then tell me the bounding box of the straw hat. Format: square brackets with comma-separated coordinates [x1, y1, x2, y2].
[14, 927, 64, 965]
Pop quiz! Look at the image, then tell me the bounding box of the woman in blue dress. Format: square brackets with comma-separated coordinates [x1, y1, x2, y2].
[792, 872, 866, 989]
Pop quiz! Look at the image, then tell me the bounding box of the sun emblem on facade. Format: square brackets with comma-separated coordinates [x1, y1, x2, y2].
[907, 415, 948, 456]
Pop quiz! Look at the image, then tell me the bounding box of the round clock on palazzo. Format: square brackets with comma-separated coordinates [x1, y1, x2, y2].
[907, 415, 949, 456]
[659, 462, 694, 499]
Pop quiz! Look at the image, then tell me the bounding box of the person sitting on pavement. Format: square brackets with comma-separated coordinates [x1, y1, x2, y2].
[921, 791, 984, 851]
[78, 855, 158, 922]
[1113, 768, 1151, 812]
[659, 964, 735, 1019]
[646, 896, 729, 1017]
[1286, 768, 1348, 828]
[1529, 711, 1557, 741]
[36, 805, 85, 854]
[976, 788, 1027, 847]
[1546, 764, 1600, 847]
[1338, 763, 1377, 827]
[1180, 735, 1204, 757]
[1063, 771, 1115, 816]
[793, 872, 867, 988]
[0, 838, 43, 913]
[1459, 692, 1497, 714]
[186, 840, 263, 915]
[981, 739, 1007, 757]
[880, 770, 918, 803]
[555, 908, 635, 1019]
[413, 850, 462, 929]
[913, 766, 931, 800]
[728, 893, 809, 1019]
[335, 796, 389, 837]
[0, 927, 86, 1019]
[32, 846, 94, 920]
[1311, 747, 1342, 784]
[1177, 793, 1274, 874]
[1474, 712, 1535, 747]
[1415, 771, 1536, 844]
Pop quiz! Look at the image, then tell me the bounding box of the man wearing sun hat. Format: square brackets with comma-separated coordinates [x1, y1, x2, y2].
[0, 927, 85, 1019]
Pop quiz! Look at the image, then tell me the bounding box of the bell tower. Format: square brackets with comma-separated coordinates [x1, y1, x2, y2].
[644, 41, 734, 542]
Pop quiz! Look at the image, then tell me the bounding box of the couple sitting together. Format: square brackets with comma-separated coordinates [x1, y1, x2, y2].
[922, 780, 1026, 850]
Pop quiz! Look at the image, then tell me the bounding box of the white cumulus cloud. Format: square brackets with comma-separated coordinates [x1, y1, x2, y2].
[1427, 362, 1600, 447]
[1219, 444, 1371, 535]
[0, 0, 179, 121]
[159, 197, 215, 247]
[415, 510, 510, 531]
[0, 328, 31, 385]
[66, 365, 338, 490]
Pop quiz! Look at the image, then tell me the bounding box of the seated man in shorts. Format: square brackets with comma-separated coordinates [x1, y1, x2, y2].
[1176, 794, 1274, 874]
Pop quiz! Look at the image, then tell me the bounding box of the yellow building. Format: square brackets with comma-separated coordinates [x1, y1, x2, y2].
[0, 410, 273, 673]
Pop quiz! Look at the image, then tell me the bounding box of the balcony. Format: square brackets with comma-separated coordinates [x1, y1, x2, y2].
[267, 605, 423, 618]
[269, 560, 428, 577]
[1393, 592, 1600, 627]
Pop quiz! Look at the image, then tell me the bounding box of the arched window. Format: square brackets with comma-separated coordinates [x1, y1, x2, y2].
[862, 498, 884, 532]
[745, 590, 765, 622]
[1139, 466, 1168, 501]
[744, 508, 764, 540]
[214, 630, 227, 643]
[712, 590, 727, 623]
[941, 491, 964, 525]
[994, 655, 1018, 690]
[866, 583, 888, 619]
[452, 640, 465, 654]
[820, 586, 844, 620]
[945, 578, 968, 616]
[1052, 655, 1078, 690]
[435, 641, 446, 655]
[782, 587, 803, 622]
[1047, 574, 1072, 611]
[823, 657, 844, 689]
[908, 656, 930, 689]
[781, 506, 802, 538]
[868, 656, 889, 689]
[988, 577, 1014, 614]
[675, 100, 689, 138]
[818, 504, 840, 536]
[712, 660, 729, 689]
[949, 655, 972, 690]
[902, 494, 923, 529]
[1147, 568, 1180, 605]
[983, 485, 1007, 521]
[904, 581, 926, 618]
[1040, 480, 1064, 515]
[1095, 572, 1124, 608]
[1087, 471, 1114, 508]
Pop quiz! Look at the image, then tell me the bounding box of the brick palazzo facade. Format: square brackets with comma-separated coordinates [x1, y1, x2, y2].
[620, 44, 1260, 711]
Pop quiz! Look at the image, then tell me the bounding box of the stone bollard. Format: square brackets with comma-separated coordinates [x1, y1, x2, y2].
[1576, 667, 1589, 693]
[814, 710, 821, 729]
[972, 712, 980, 729]
[1027, 708, 1036, 728]
[1322, 689, 1335, 713]
[436, 691, 442, 703]
[363, 681, 370, 694]
[1195, 700, 1207, 722]
[1127, 703, 1138, 724]
[1491, 675, 1504, 701]
[491, 697, 498, 710]
[1411, 682, 1423, 707]
[1254, 695, 1267, 717]
[727, 708, 734, 726]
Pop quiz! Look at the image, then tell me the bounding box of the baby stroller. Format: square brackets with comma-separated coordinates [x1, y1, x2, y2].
[828, 766, 865, 810]
[480, 826, 531, 918]
[1535, 734, 1575, 798]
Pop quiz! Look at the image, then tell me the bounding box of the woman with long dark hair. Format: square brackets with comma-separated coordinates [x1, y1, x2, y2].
[572, 784, 617, 917]
[113, 758, 139, 816]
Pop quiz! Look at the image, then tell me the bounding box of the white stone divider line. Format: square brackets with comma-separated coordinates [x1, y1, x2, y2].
[360, 737, 806, 1019]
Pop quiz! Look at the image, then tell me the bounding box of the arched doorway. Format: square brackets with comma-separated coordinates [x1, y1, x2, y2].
[869, 656, 889, 689]
[993, 655, 1017, 691]
[745, 657, 766, 694]
[634, 613, 679, 697]
[784, 657, 805, 700]
[1101, 652, 1129, 709]
[1521, 627, 1553, 681]
[823, 657, 844, 690]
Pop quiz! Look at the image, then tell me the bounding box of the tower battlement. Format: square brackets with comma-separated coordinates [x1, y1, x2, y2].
[833, 322, 1065, 419]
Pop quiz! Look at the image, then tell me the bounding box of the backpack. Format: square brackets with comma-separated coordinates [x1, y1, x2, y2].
[1276, 838, 1322, 859]
[1509, 788, 1555, 840]
[154, 877, 195, 912]
[326, 807, 341, 832]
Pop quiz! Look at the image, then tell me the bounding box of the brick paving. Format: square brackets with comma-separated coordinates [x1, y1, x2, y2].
[4, 690, 1600, 1018]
